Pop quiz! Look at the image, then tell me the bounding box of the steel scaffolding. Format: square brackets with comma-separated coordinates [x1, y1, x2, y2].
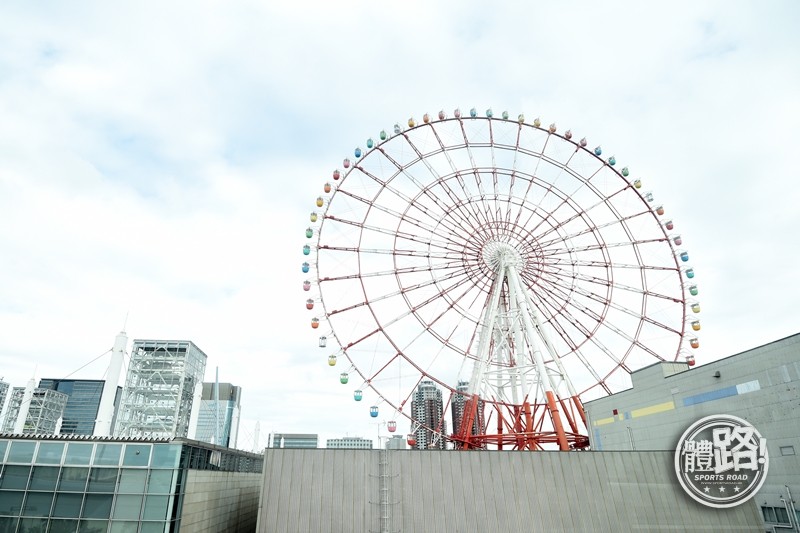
[2, 387, 68, 434]
[114, 340, 207, 439]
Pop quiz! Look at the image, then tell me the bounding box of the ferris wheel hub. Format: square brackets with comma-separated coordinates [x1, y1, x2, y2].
[481, 241, 523, 272]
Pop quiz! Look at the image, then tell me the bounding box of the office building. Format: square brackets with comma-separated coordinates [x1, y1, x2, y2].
[114, 340, 207, 439]
[2, 387, 68, 435]
[450, 380, 485, 444]
[270, 434, 318, 449]
[0, 434, 263, 532]
[194, 382, 241, 448]
[410, 381, 446, 449]
[585, 332, 800, 530]
[385, 435, 406, 450]
[37, 379, 121, 436]
[326, 437, 372, 449]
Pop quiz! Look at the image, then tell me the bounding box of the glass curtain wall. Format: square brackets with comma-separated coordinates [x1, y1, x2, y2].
[0, 440, 183, 533]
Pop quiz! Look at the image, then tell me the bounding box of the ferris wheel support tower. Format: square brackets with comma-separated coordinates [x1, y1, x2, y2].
[454, 242, 587, 450]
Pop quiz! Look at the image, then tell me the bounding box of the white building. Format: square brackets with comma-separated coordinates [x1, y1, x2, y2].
[2, 386, 68, 435]
[326, 437, 373, 449]
[114, 340, 207, 439]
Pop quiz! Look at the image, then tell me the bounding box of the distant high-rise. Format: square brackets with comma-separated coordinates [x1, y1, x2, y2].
[194, 382, 242, 447]
[38, 378, 121, 435]
[114, 340, 207, 439]
[451, 380, 485, 445]
[385, 435, 406, 450]
[326, 436, 372, 449]
[271, 433, 318, 449]
[2, 386, 68, 434]
[411, 380, 446, 449]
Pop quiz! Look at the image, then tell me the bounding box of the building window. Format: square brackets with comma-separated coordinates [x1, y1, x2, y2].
[64, 443, 93, 465]
[0, 465, 31, 490]
[7, 442, 36, 464]
[779, 445, 795, 456]
[35, 442, 65, 464]
[94, 444, 122, 466]
[762, 506, 790, 524]
[29, 466, 60, 491]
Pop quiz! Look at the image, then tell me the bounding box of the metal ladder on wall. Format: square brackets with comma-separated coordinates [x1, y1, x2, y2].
[370, 447, 399, 533]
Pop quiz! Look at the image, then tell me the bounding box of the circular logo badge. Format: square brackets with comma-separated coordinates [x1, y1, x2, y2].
[674, 414, 768, 508]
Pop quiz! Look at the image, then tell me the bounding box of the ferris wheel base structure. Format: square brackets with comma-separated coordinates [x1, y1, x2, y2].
[453, 395, 591, 450]
[304, 107, 701, 451]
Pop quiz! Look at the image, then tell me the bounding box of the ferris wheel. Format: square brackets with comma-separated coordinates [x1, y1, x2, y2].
[302, 108, 700, 451]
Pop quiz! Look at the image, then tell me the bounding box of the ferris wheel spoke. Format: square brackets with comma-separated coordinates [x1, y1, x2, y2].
[334, 174, 477, 243]
[527, 183, 633, 244]
[537, 266, 682, 304]
[543, 255, 673, 273]
[325, 213, 466, 252]
[536, 266, 679, 309]
[483, 120, 502, 222]
[511, 135, 553, 227]
[353, 162, 482, 242]
[539, 271, 682, 336]
[321, 245, 466, 261]
[518, 146, 597, 232]
[327, 266, 469, 318]
[505, 126, 528, 222]
[399, 279, 485, 356]
[321, 260, 466, 283]
[371, 145, 489, 236]
[424, 123, 503, 231]
[552, 307, 631, 372]
[535, 309, 610, 393]
[541, 241, 672, 263]
[407, 127, 500, 232]
[535, 274, 668, 366]
[456, 121, 497, 226]
[535, 208, 654, 251]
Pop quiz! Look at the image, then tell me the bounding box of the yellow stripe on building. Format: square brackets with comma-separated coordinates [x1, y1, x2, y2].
[631, 401, 675, 418]
[593, 416, 616, 426]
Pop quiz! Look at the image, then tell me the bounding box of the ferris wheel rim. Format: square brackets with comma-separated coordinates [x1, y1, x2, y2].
[306, 109, 699, 445]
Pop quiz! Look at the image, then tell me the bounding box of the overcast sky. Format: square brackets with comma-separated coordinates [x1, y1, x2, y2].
[0, 2, 798, 451]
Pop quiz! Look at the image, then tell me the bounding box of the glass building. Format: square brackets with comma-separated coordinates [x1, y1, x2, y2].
[37, 380, 120, 437]
[194, 383, 241, 448]
[0, 435, 263, 532]
[115, 341, 207, 439]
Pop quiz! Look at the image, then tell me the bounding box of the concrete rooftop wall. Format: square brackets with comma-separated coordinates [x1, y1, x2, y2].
[257, 448, 763, 533]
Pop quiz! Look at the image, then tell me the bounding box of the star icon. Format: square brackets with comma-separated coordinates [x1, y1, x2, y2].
[734, 487, 740, 493]
[719, 487, 726, 493]
[704, 487, 711, 493]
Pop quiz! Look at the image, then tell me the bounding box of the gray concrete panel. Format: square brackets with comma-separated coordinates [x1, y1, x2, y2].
[257, 448, 763, 532]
